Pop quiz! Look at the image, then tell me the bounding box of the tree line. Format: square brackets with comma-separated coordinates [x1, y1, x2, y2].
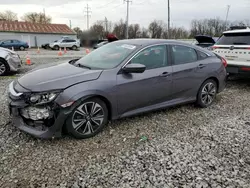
[0, 10, 249, 40]
[75, 18, 249, 41]
[0, 10, 51, 24]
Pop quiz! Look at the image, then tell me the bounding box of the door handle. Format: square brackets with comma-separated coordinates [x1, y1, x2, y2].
[197, 64, 206, 69]
[159, 72, 170, 77]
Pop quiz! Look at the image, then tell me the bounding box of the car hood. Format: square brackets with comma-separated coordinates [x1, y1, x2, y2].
[195, 35, 217, 44]
[17, 62, 103, 92]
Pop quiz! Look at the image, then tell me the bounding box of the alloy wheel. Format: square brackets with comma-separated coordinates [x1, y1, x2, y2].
[72, 102, 104, 135]
[201, 82, 216, 105]
[0, 62, 6, 75]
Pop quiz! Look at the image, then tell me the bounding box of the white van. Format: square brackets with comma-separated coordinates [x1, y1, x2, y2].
[212, 28, 250, 75]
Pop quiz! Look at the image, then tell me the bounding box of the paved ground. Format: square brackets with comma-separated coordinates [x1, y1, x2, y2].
[0, 59, 250, 188]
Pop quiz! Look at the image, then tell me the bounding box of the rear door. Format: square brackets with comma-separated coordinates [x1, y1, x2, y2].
[213, 32, 250, 71]
[170, 44, 207, 100]
[60, 39, 68, 48]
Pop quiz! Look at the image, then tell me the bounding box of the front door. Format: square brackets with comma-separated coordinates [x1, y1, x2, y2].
[116, 45, 173, 116]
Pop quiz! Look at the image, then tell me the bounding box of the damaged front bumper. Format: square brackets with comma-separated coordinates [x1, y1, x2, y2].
[8, 82, 71, 139]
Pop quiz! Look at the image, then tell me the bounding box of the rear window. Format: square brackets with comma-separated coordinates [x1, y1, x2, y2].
[216, 32, 250, 45]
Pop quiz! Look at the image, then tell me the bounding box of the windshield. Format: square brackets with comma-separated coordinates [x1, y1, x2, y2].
[76, 42, 137, 69]
[216, 32, 250, 45]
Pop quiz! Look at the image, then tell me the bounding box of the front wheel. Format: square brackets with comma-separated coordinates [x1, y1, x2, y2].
[196, 79, 217, 108]
[0, 60, 9, 76]
[66, 98, 108, 139]
[53, 45, 59, 50]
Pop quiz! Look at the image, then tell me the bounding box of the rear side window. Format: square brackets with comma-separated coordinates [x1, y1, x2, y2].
[197, 51, 208, 60]
[216, 32, 250, 45]
[171, 45, 198, 65]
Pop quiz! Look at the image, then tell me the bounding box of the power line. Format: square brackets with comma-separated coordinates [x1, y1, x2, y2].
[84, 3, 92, 30]
[124, 0, 132, 39]
[96, 0, 118, 9]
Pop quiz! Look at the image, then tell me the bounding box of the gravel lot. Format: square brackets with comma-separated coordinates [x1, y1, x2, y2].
[1, 59, 250, 187]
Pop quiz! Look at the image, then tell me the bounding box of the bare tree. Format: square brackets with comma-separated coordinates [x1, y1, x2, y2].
[128, 24, 141, 38]
[0, 10, 18, 21]
[140, 28, 149, 38]
[113, 19, 126, 39]
[89, 23, 105, 39]
[190, 18, 225, 37]
[22, 12, 51, 24]
[73, 27, 83, 38]
[148, 20, 164, 38]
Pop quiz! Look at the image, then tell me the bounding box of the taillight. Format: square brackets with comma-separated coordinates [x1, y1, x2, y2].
[212, 46, 218, 50]
[241, 67, 250, 71]
[221, 57, 227, 68]
[247, 47, 250, 50]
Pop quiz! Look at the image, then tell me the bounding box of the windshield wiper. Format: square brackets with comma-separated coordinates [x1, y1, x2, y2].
[77, 64, 91, 69]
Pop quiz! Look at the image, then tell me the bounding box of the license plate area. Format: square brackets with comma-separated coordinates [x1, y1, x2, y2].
[227, 67, 239, 73]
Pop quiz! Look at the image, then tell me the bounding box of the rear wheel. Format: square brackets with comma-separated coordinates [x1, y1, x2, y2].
[72, 45, 77, 50]
[19, 46, 25, 51]
[196, 79, 217, 108]
[66, 98, 108, 139]
[0, 59, 9, 76]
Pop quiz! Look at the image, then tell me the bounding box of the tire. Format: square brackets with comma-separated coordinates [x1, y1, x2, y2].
[66, 98, 108, 139]
[72, 45, 77, 50]
[53, 45, 59, 50]
[196, 79, 217, 108]
[0, 59, 9, 76]
[19, 46, 25, 51]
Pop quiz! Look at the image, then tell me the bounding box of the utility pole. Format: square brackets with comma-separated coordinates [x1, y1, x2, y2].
[124, 0, 132, 39]
[104, 17, 108, 32]
[84, 4, 91, 30]
[43, 8, 46, 24]
[69, 20, 72, 29]
[168, 0, 170, 38]
[225, 5, 230, 30]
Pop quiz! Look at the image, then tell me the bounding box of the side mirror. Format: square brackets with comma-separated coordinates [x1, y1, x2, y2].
[122, 63, 146, 73]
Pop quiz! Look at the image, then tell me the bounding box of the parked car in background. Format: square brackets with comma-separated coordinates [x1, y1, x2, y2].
[0, 39, 29, 50]
[93, 34, 119, 49]
[0, 47, 21, 76]
[49, 38, 80, 50]
[93, 40, 108, 49]
[8, 39, 227, 139]
[41, 43, 51, 49]
[194, 35, 218, 50]
[212, 28, 250, 75]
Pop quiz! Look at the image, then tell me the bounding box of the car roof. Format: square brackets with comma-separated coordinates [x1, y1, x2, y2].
[114, 38, 195, 47]
[223, 29, 250, 34]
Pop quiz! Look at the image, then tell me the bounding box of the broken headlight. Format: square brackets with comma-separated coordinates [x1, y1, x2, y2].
[29, 91, 60, 105]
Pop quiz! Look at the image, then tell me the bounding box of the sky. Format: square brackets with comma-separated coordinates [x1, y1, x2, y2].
[0, 0, 249, 30]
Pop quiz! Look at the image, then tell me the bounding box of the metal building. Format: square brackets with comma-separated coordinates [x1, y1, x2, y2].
[0, 20, 77, 47]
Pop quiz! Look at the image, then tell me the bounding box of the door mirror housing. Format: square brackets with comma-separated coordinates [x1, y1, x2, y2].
[122, 63, 146, 73]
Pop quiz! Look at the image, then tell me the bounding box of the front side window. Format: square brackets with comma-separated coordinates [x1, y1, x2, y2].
[216, 32, 250, 45]
[171, 45, 198, 65]
[131, 45, 167, 69]
[77, 42, 137, 69]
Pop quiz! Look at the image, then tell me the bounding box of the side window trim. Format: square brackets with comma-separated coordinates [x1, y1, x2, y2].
[129, 44, 168, 70]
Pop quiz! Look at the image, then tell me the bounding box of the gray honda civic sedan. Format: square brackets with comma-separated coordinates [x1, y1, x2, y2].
[8, 39, 227, 139]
